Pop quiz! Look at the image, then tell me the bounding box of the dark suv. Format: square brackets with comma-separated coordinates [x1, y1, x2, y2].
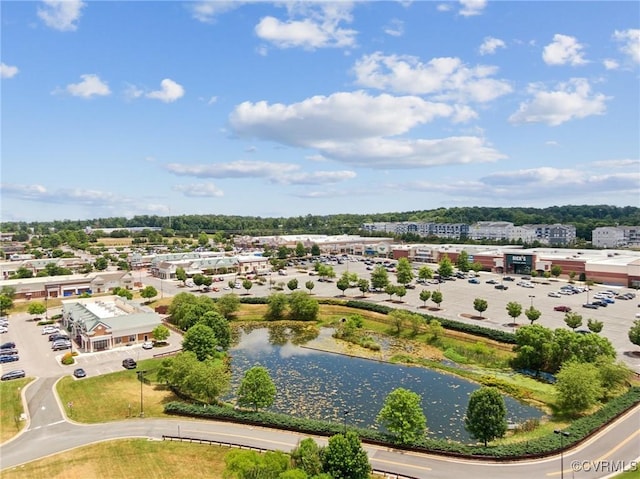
[122, 358, 137, 369]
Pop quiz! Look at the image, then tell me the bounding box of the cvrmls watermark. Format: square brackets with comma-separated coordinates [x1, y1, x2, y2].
[571, 460, 638, 473]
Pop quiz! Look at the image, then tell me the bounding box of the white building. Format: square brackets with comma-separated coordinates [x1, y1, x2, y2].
[592, 226, 640, 248]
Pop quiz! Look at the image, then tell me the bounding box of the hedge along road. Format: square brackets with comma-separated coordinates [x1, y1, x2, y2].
[1, 369, 639, 478]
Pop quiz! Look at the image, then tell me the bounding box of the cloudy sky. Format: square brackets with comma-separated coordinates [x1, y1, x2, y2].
[1, 1, 639, 222]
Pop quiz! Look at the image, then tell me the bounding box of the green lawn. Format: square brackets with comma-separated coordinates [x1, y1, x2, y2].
[0, 377, 31, 443]
[56, 358, 177, 422]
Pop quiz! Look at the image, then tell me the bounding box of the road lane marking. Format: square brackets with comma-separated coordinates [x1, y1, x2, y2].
[546, 429, 640, 477]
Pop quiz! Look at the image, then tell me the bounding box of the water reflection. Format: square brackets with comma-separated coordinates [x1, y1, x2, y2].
[228, 327, 543, 442]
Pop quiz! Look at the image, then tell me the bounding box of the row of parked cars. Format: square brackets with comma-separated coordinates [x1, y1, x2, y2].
[0, 337, 24, 380]
[0, 317, 18, 366]
[42, 325, 72, 351]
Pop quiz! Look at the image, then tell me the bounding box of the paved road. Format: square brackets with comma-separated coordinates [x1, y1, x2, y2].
[1, 377, 638, 478]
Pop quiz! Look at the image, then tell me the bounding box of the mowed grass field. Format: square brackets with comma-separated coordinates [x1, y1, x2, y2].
[0, 377, 32, 443]
[1, 439, 228, 479]
[57, 358, 177, 422]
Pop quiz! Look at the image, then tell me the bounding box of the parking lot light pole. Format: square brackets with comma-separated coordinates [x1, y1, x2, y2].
[554, 429, 570, 479]
[528, 295, 535, 308]
[137, 370, 147, 417]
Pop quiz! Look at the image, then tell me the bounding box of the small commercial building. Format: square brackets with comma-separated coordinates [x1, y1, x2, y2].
[61, 296, 162, 352]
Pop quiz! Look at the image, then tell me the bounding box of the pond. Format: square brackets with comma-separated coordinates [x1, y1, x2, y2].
[228, 327, 544, 442]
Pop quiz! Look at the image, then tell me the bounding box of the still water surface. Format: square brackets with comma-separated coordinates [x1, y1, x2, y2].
[228, 328, 544, 441]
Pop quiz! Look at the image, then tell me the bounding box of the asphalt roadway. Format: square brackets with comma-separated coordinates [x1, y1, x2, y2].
[1, 260, 639, 477]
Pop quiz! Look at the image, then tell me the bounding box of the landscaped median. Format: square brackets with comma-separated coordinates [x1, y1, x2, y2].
[0, 377, 32, 443]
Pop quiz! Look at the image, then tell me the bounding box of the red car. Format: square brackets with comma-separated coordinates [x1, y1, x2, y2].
[554, 305, 572, 312]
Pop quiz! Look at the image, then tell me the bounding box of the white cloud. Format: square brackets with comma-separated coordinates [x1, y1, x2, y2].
[228, 91, 504, 169]
[352, 52, 512, 103]
[255, 3, 357, 49]
[165, 160, 356, 187]
[146, 79, 185, 103]
[459, 0, 487, 17]
[401, 167, 640, 203]
[189, 1, 243, 23]
[383, 18, 404, 37]
[272, 170, 357, 185]
[60, 74, 111, 98]
[0, 63, 19, 79]
[437, 4, 452, 12]
[207, 96, 218, 105]
[478, 37, 505, 56]
[590, 158, 640, 169]
[603, 59, 619, 70]
[124, 83, 144, 100]
[542, 34, 588, 66]
[230, 90, 455, 145]
[173, 183, 224, 197]
[165, 160, 300, 179]
[613, 29, 640, 64]
[509, 78, 608, 126]
[37, 0, 85, 31]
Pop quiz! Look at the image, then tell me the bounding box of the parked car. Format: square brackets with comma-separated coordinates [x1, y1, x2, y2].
[486, 279, 498, 284]
[49, 333, 69, 342]
[468, 278, 480, 284]
[142, 341, 153, 350]
[0, 326, 7, 334]
[0, 354, 19, 363]
[0, 348, 18, 355]
[583, 303, 599, 309]
[0, 319, 9, 327]
[495, 284, 509, 290]
[73, 368, 87, 378]
[0, 342, 16, 349]
[503, 276, 515, 281]
[52, 340, 71, 351]
[548, 292, 561, 298]
[122, 358, 137, 369]
[554, 305, 572, 312]
[1, 369, 25, 381]
[42, 326, 60, 335]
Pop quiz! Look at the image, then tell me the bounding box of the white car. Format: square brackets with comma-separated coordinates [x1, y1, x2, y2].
[0, 326, 8, 334]
[142, 341, 153, 350]
[42, 326, 60, 335]
[548, 292, 561, 298]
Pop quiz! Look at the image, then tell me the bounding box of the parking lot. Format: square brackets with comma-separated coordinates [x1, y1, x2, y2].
[0, 309, 183, 381]
[145, 256, 640, 373]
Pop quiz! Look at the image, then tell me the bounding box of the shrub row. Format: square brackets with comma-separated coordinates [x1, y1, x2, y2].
[344, 300, 517, 344]
[164, 386, 640, 459]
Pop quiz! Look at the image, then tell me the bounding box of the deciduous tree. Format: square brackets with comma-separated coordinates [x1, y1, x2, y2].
[524, 306, 541, 325]
[555, 361, 602, 416]
[564, 312, 583, 331]
[322, 431, 371, 479]
[237, 366, 277, 412]
[465, 387, 507, 446]
[376, 388, 427, 445]
[396, 257, 413, 285]
[506, 301, 522, 325]
[151, 324, 170, 344]
[473, 298, 488, 318]
[182, 323, 219, 361]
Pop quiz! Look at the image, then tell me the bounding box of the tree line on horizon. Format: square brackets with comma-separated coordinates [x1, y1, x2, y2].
[1, 205, 639, 242]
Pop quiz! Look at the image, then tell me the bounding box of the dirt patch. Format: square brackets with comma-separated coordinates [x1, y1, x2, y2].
[460, 313, 486, 321]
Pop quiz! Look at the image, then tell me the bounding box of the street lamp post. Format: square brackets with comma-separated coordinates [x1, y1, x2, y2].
[137, 370, 147, 417]
[528, 294, 535, 308]
[554, 429, 570, 479]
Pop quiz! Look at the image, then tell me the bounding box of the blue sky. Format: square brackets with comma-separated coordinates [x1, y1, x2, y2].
[1, 1, 639, 223]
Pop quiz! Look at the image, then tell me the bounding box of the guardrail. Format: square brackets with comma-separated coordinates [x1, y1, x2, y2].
[153, 348, 182, 358]
[161, 435, 419, 479]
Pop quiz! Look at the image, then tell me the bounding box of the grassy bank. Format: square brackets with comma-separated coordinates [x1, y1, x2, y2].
[0, 377, 31, 443]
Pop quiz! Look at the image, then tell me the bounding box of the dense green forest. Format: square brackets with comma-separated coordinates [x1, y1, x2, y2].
[1, 205, 639, 242]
